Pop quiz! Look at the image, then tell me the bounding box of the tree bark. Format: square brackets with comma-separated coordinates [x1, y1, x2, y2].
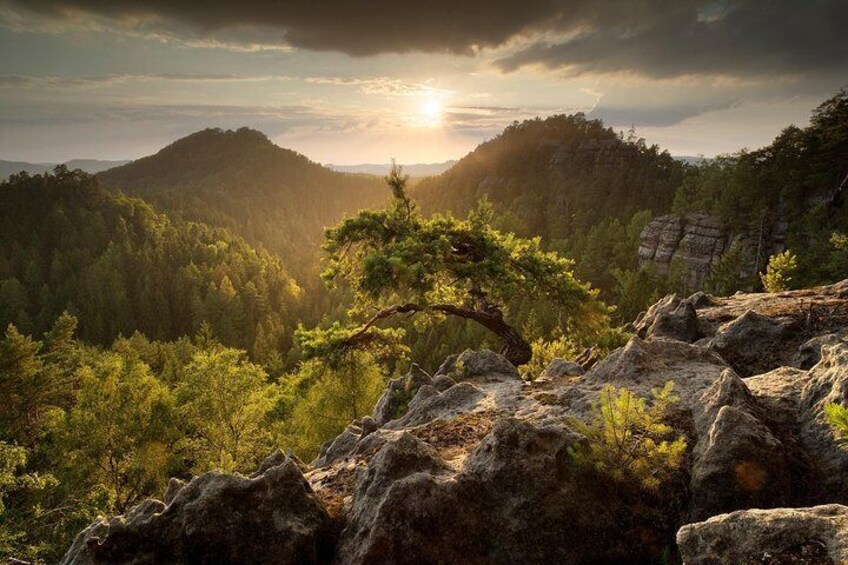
[346, 301, 532, 366]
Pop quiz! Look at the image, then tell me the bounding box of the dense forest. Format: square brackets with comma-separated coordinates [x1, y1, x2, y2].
[98, 128, 388, 281]
[0, 168, 301, 365]
[1, 89, 847, 562]
[414, 114, 685, 239]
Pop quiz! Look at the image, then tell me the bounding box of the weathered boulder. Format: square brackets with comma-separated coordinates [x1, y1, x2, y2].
[251, 447, 287, 477]
[677, 504, 848, 565]
[796, 331, 848, 370]
[584, 335, 729, 400]
[707, 310, 793, 376]
[386, 382, 486, 429]
[431, 374, 456, 391]
[635, 293, 701, 342]
[435, 349, 519, 380]
[540, 358, 584, 379]
[312, 426, 361, 468]
[359, 416, 379, 439]
[61, 458, 334, 565]
[691, 405, 792, 520]
[338, 418, 682, 564]
[798, 343, 848, 500]
[687, 291, 716, 309]
[335, 433, 450, 564]
[371, 364, 433, 425]
[162, 478, 186, 505]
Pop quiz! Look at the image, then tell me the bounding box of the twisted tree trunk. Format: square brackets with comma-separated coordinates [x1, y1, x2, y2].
[345, 300, 532, 366]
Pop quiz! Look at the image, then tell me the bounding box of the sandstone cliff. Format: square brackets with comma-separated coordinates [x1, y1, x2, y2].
[63, 281, 848, 564]
[638, 212, 788, 290]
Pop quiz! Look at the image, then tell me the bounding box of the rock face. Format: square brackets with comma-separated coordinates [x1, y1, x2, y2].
[337, 418, 681, 565]
[61, 280, 848, 564]
[638, 213, 727, 289]
[540, 358, 584, 379]
[61, 458, 334, 565]
[677, 504, 848, 565]
[637, 211, 788, 290]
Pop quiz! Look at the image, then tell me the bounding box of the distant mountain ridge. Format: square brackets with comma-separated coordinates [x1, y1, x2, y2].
[0, 158, 130, 179]
[97, 127, 388, 280]
[414, 114, 685, 241]
[327, 161, 457, 177]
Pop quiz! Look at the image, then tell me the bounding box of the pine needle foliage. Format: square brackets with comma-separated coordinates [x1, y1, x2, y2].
[568, 382, 687, 491]
[300, 164, 606, 366]
[760, 250, 798, 293]
[825, 403, 848, 448]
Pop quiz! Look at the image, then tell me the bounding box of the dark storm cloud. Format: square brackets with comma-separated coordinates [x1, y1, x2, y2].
[4, 0, 847, 78]
[495, 0, 848, 78]
[588, 98, 741, 127]
[5, 0, 564, 55]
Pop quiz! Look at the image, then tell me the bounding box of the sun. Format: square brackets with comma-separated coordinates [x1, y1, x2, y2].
[419, 95, 443, 126]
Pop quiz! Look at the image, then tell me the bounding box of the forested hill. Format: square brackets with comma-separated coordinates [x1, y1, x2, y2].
[98, 128, 388, 279]
[0, 167, 301, 360]
[413, 114, 685, 240]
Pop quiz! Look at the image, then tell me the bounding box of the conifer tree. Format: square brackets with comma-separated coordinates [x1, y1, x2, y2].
[299, 165, 604, 366]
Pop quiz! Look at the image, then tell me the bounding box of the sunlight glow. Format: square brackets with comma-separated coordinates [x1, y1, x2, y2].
[418, 94, 443, 127]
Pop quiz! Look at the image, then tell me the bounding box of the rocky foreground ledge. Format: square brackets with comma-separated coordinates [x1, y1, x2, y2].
[63, 281, 848, 564]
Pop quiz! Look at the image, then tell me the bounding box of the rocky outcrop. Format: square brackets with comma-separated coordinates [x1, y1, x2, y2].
[634, 293, 701, 342]
[540, 358, 584, 379]
[677, 504, 848, 565]
[638, 213, 727, 289]
[637, 211, 789, 291]
[337, 418, 681, 564]
[706, 310, 795, 377]
[549, 137, 633, 173]
[61, 457, 334, 565]
[435, 348, 520, 380]
[61, 280, 848, 564]
[370, 363, 433, 426]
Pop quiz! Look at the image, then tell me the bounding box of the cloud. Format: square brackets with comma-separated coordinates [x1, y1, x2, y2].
[0, 73, 289, 89]
[1, 0, 561, 55]
[3, 0, 847, 80]
[304, 77, 453, 97]
[494, 0, 848, 79]
[443, 104, 577, 136]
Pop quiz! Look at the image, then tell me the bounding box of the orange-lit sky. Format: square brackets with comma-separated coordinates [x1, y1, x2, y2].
[1, 0, 846, 164]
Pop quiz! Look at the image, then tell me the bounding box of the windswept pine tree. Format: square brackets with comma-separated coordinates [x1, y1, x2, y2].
[299, 166, 607, 367]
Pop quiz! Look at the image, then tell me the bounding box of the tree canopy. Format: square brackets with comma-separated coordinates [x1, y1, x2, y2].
[300, 166, 605, 366]
[0, 167, 301, 362]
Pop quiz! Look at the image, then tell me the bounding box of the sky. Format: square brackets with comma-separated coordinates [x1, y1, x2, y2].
[0, 0, 846, 165]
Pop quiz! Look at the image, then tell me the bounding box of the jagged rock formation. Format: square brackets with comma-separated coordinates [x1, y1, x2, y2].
[638, 213, 727, 289]
[548, 137, 633, 173]
[62, 458, 334, 565]
[63, 281, 848, 564]
[638, 211, 788, 290]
